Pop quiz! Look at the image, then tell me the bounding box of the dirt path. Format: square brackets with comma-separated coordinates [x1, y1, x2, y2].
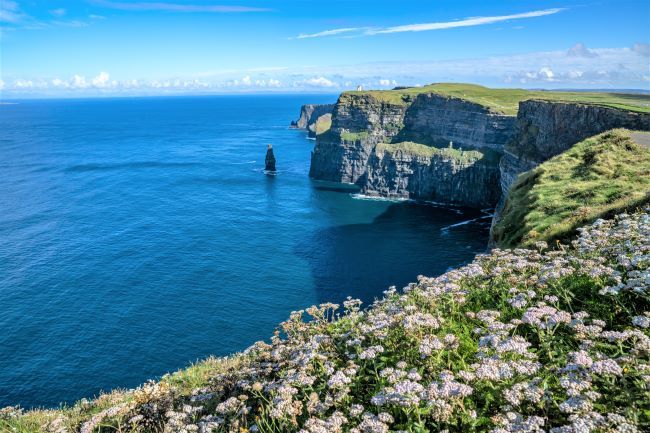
[630, 131, 650, 149]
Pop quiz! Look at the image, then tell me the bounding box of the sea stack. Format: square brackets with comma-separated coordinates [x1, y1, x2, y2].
[265, 144, 276, 172]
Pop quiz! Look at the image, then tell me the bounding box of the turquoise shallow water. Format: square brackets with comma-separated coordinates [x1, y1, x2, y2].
[0, 95, 490, 408]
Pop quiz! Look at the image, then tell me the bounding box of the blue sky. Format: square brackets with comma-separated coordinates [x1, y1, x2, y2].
[1, 0, 649, 97]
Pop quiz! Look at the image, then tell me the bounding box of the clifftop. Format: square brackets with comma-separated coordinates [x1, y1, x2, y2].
[343, 83, 650, 115]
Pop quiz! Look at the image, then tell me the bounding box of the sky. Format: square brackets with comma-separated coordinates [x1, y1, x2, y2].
[0, 0, 649, 97]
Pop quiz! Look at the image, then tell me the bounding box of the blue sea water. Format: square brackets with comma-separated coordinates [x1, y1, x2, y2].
[0, 95, 490, 408]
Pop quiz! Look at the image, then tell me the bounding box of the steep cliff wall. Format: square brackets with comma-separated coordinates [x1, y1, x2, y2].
[361, 143, 501, 208]
[398, 94, 517, 151]
[309, 92, 515, 207]
[309, 94, 409, 183]
[292, 103, 335, 130]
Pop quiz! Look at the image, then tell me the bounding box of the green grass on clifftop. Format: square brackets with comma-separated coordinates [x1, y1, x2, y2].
[493, 129, 650, 248]
[343, 83, 650, 115]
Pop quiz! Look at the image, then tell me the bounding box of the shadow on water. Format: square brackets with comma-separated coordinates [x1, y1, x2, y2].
[294, 201, 490, 305]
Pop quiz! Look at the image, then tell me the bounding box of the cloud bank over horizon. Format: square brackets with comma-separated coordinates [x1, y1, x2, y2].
[2, 43, 649, 98]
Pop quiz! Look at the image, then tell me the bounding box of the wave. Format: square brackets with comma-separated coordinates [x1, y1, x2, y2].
[228, 160, 256, 165]
[350, 193, 410, 203]
[64, 161, 201, 173]
[351, 194, 466, 214]
[440, 214, 493, 231]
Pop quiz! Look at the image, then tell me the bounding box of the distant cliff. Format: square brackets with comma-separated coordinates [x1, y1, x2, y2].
[291, 103, 335, 138]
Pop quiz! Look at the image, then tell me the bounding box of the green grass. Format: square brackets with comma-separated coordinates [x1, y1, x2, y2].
[492, 129, 650, 248]
[375, 141, 497, 164]
[340, 130, 369, 142]
[342, 83, 650, 115]
[314, 114, 332, 136]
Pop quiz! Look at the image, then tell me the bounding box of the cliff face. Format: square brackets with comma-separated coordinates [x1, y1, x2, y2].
[292, 104, 335, 132]
[508, 100, 650, 162]
[309, 94, 409, 183]
[309, 92, 514, 207]
[399, 94, 517, 151]
[362, 145, 501, 208]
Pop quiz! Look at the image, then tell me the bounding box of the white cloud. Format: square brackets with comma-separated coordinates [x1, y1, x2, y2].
[633, 43, 650, 57]
[0, 0, 26, 23]
[296, 27, 363, 40]
[72, 75, 89, 88]
[370, 8, 564, 35]
[378, 79, 397, 87]
[0, 79, 4, 90]
[92, 71, 110, 87]
[50, 8, 66, 17]
[539, 67, 555, 80]
[90, 1, 270, 13]
[4, 44, 648, 97]
[567, 43, 598, 58]
[51, 78, 69, 88]
[293, 8, 564, 39]
[295, 76, 337, 87]
[14, 79, 35, 88]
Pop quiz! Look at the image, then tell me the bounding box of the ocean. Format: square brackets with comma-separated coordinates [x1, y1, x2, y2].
[0, 95, 490, 408]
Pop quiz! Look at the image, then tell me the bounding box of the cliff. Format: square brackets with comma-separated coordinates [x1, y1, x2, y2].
[310, 89, 517, 207]
[309, 84, 650, 216]
[291, 103, 335, 137]
[7, 211, 649, 432]
[362, 142, 501, 208]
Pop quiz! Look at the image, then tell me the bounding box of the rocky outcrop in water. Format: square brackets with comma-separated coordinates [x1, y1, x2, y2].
[265, 144, 276, 171]
[291, 104, 335, 137]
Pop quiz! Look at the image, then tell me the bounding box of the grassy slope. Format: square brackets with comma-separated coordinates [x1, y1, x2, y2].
[343, 83, 650, 115]
[493, 129, 650, 248]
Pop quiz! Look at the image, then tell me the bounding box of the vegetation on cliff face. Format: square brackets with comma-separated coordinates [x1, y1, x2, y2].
[344, 83, 650, 115]
[3, 211, 649, 433]
[314, 114, 332, 136]
[493, 129, 650, 248]
[374, 141, 496, 164]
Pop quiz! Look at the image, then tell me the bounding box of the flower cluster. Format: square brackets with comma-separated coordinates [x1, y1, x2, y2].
[12, 211, 649, 433]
